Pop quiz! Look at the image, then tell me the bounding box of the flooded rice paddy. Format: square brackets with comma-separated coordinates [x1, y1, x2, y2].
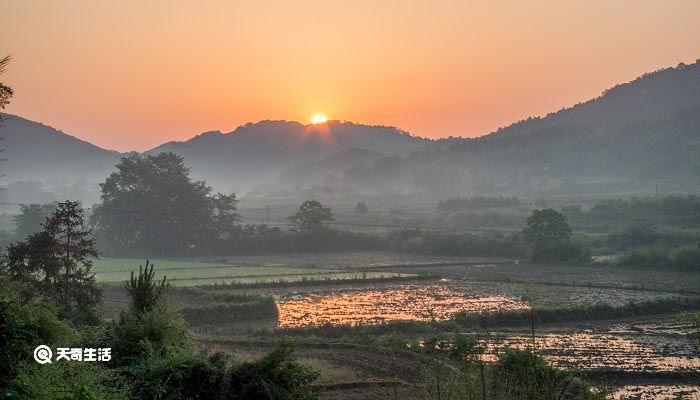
[481, 332, 699, 371]
[276, 285, 529, 327]
[610, 385, 700, 399]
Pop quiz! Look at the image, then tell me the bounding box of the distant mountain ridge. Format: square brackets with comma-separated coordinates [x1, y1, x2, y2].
[2, 58, 699, 200]
[336, 60, 700, 196]
[0, 115, 431, 194]
[0, 113, 120, 182]
[147, 120, 431, 192]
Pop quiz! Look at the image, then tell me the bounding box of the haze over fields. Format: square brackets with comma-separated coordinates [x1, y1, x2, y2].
[1, 59, 700, 203]
[3, 2, 700, 400]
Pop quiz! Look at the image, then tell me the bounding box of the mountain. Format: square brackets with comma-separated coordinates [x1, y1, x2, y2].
[148, 120, 431, 192]
[2, 59, 699, 201]
[0, 114, 431, 200]
[278, 147, 388, 187]
[334, 60, 700, 196]
[0, 113, 120, 183]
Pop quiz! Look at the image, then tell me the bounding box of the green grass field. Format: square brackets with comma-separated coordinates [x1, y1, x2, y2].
[94, 257, 407, 286]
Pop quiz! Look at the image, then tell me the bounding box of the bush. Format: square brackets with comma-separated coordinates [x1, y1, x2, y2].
[228, 340, 320, 400]
[129, 350, 229, 400]
[614, 245, 669, 267]
[526, 238, 590, 263]
[4, 361, 129, 400]
[104, 306, 190, 367]
[181, 297, 278, 326]
[494, 348, 570, 400]
[0, 288, 77, 386]
[608, 222, 657, 250]
[670, 245, 700, 271]
[387, 229, 523, 257]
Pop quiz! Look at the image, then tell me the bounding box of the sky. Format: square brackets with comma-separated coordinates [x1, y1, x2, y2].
[2, 0, 700, 151]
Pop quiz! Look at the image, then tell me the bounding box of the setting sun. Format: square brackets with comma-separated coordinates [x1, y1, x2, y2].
[311, 115, 328, 124]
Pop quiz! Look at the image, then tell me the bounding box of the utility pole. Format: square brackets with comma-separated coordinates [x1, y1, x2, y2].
[266, 205, 270, 226]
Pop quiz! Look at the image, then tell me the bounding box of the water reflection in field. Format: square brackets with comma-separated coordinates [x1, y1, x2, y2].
[610, 385, 700, 400]
[481, 333, 700, 371]
[276, 285, 529, 327]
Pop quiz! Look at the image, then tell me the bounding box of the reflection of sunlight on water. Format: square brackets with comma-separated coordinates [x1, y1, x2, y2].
[276, 285, 529, 327]
[480, 333, 700, 371]
[610, 385, 700, 400]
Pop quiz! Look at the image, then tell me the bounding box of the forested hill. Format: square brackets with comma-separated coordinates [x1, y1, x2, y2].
[339, 60, 700, 196]
[148, 120, 431, 192]
[0, 113, 120, 182]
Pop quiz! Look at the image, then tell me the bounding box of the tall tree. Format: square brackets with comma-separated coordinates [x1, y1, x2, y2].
[13, 203, 57, 239]
[91, 152, 239, 255]
[522, 208, 572, 243]
[3, 201, 101, 321]
[289, 200, 334, 233]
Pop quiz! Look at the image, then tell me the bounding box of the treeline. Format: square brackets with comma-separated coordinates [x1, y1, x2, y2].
[612, 244, 700, 272]
[209, 224, 384, 255]
[436, 196, 521, 212]
[562, 195, 700, 228]
[387, 229, 523, 257]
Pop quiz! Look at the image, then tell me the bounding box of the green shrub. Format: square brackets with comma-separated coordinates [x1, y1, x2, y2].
[527, 238, 590, 263]
[0, 290, 77, 386]
[227, 340, 320, 400]
[181, 297, 278, 326]
[4, 362, 129, 400]
[129, 350, 229, 400]
[670, 245, 700, 271]
[104, 306, 190, 367]
[614, 245, 669, 267]
[494, 348, 571, 400]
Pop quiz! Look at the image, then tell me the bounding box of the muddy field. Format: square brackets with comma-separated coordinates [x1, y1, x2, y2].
[101, 252, 699, 399]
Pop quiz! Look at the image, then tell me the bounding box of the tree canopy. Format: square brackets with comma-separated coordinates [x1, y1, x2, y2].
[0, 55, 13, 111]
[3, 201, 100, 322]
[91, 153, 239, 255]
[523, 208, 572, 243]
[288, 200, 334, 233]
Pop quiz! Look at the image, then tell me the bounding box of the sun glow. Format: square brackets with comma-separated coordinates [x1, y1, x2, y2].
[311, 115, 328, 124]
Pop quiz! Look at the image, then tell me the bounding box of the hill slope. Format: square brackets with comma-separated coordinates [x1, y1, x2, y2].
[336, 60, 700, 196]
[0, 114, 120, 183]
[148, 120, 431, 192]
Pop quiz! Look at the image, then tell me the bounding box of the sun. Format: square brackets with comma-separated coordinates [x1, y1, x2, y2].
[311, 114, 328, 124]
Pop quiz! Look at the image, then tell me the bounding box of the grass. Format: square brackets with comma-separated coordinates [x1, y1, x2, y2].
[297, 358, 359, 384]
[94, 257, 407, 286]
[180, 298, 278, 326]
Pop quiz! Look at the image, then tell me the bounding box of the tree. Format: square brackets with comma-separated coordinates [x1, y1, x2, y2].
[523, 208, 572, 243]
[91, 153, 240, 255]
[13, 203, 57, 239]
[354, 201, 368, 214]
[3, 201, 101, 322]
[0, 55, 12, 112]
[522, 208, 587, 262]
[288, 200, 334, 233]
[126, 260, 168, 313]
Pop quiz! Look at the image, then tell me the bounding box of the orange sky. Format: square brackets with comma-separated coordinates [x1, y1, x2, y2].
[3, 0, 700, 151]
